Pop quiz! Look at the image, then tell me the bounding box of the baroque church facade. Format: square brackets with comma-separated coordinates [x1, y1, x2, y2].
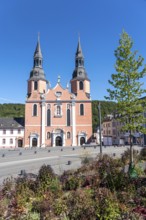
[24, 38, 92, 147]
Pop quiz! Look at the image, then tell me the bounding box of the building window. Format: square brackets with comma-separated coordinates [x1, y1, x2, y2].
[10, 129, 13, 134]
[79, 81, 84, 90]
[10, 138, 13, 144]
[80, 104, 84, 116]
[33, 104, 37, 116]
[47, 132, 51, 139]
[55, 91, 62, 98]
[34, 81, 38, 90]
[67, 132, 71, 139]
[3, 130, 6, 134]
[57, 106, 61, 115]
[67, 109, 70, 126]
[18, 129, 21, 134]
[2, 139, 6, 144]
[54, 104, 62, 117]
[47, 109, 51, 126]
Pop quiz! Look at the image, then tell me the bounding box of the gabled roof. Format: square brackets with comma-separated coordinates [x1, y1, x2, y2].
[0, 118, 24, 129]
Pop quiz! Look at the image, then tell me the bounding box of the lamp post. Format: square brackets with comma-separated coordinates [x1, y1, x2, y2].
[98, 102, 102, 157]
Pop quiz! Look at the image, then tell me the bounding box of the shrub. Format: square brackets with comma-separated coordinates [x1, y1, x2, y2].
[37, 164, 55, 184]
[66, 189, 96, 220]
[121, 148, 140, 165]
[94, 188, 121, 220]
[97, 155, 127, 191]
[139, 148, 146, 160]
[63, 175, 82, 191]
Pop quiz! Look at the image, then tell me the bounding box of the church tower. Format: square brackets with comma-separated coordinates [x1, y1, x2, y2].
[70, 38, 90, 98]
[27, 35, 47, 98]
[25, 36, 47, 148]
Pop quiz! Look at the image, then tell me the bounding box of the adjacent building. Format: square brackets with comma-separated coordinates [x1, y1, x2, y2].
[24, 37, 92, 147]
[0, 118, 24, 148]
[102, 114, 143, 146]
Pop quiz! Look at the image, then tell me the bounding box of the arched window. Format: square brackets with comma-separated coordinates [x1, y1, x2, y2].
[47, 132, 51, 139]
[67, 132, 70, 139]
[33, 104, 37, 116]
[34, 81, 38, 90]
[80, 104, 84, 116]
[79, 81, 83, 90]
[67, 109, 70, 126]
[47, 109, 51, 126]
[57, 106, 61, 116]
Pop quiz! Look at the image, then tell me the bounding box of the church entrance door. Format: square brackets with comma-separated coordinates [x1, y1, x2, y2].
[32, 138, 37, 147]
[56, 136, 62, 146]
[80, 137, 85, 145]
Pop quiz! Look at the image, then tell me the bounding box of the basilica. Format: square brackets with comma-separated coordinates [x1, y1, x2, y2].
[24, 37, 92, 147]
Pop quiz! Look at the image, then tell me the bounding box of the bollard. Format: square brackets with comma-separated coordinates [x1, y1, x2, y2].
[20, 169, 26, 176]
[72, 147, 75, 150]
[48, 150, 50, 152]
[61, 148, 63, 151]
[84, 146, 86, 149]
[2, 153, 5, 157]
[113, 153, 116, 157]
[68, 160, 71, 165]
[34, 150, 37, 154]
[19, 152, 22, 155]
[94, 146, 96, 149]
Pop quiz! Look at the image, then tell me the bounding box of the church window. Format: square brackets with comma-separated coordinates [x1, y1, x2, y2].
[57, 106, 61, 116]
[67, 132, 71, 139]
[80, 104, 84, 116]
[56, 91, 62, 97]
[47, 108, 51, 126]
[54, 104, 62, 117]
[34, 81, 38, 90]
[79, 81, 83, 90]
[33, 104, 37, 116]
[67, 109, 70, 126]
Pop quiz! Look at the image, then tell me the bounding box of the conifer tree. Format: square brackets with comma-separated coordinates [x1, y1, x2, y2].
[106, 30, 146, 169]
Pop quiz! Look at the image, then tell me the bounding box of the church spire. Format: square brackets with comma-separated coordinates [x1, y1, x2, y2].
[76, 36, 84, 58]
[29, 34, 47, 82]
[33, 33, 43, 68]
[70, 37, 90, 97]
[72, 37, 88, 79]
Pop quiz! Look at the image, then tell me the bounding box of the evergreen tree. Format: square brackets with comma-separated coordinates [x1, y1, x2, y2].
[105, 30, 146, 169]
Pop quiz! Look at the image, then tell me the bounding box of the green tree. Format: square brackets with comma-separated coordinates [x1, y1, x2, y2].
[105, 30, 146, 170]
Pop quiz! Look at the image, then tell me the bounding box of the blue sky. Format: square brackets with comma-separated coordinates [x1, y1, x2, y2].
[0, 0, 146, 103]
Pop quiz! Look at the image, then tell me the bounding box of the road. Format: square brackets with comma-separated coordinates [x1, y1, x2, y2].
[0, 145, 142, 185]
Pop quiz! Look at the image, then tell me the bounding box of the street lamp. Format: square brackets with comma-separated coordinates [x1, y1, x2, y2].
[98, 102, 102, 157]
